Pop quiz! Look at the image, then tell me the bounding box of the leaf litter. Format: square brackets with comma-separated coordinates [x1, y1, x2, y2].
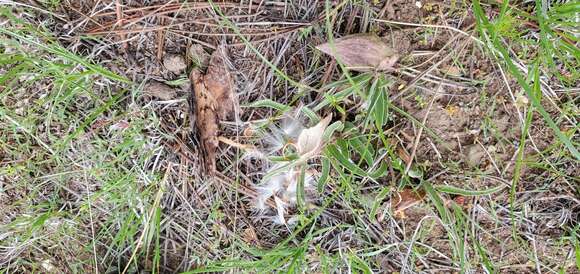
[390, 188, 426, 219]
[190, 46, 238, 173]
[143, 80, 178, 101]
[316, 34, 399, 72]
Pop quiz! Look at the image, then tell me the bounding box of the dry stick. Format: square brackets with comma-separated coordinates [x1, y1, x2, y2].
[408, 32, 465, 70]
[91, 1, 271, 19]
[85, 22, 297, 36]
[82, 171, 100, 274]
[2, 0, 67, 20]
[404, 86, 439, 175]
[156, 17, 165, 61]
[374, 19, 483, 45]
[115, 0, 128, 51]
[67, 4, 104, 31]
[475, 139, 502, 176]
[217, 136, 254, 151]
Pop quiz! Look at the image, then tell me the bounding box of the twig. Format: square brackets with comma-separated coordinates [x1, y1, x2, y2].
[404, 86, 439, 175]
[156, 17, 165, 61]
[115, 0, 128, 51]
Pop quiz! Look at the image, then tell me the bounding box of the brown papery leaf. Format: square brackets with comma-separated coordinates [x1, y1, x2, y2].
[191, 46, 237, 173]
[391, 188, 425, 219]
[143, 81, 177, 101]
[204, 46, 238, 120]
[316, 34, 399, 72]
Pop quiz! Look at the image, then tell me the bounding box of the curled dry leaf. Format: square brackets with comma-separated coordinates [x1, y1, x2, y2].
[391, 188, 425, 219]
[190, 46, 238, 173]
[316, 34, 399, 72]
[296, 114, 332, 160]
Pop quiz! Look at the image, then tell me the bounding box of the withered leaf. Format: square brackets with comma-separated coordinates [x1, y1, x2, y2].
[204, 47, 238, 120]
[191, 46, 238, 173]
[316, 34, 399, 72]
[391, 188, 425, 219]
[296, 115, 332, 160]
[143, 81, 177, 100]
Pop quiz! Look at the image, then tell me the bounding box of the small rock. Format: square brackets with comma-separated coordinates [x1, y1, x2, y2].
[163, 54, 187, 73]
[143, 81, 177, 100]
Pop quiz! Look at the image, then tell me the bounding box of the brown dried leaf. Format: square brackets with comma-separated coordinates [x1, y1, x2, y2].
[143, 81, 177, 100]
[204, 46, 238, 120]
[191, 46, 237, 173]
[242, 226, 261, 247]
[316, 34, 399, 72]
[442, 64, 462, 77]
[391, 188, 425, 219]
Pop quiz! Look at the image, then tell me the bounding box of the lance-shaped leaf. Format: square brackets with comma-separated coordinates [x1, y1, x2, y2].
[316, 34, 399, 72]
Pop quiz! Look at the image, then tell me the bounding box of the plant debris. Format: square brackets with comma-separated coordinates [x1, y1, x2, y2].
[253, 112, 332, 224]
[296, 114, 332, 161]
[316, 34, 399, 72]
[163, 53, 187, 73]
[190, 46, 237, 173]
[143, 80, 178, 100]
[187, 44, 210, 69]
[391, 188, 426, 219]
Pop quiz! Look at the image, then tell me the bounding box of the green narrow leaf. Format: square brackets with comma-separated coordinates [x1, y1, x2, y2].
[474, 232, 496, 273]
[434, 184, 505, 196]
[349, 136, 374, 166]
[300, 106, 320, 124]
[31, 211, 51, 231]
[246, 99, 291, 112]
[368, 162, 388, 179]
[0, 28, 129, 83]
[572, 227, 580, 271]
[296, 165, 307, 210]
[152, 207, 162, 274]
[326, 144, 367, 176]
[318, 158, 331, 193]
[348, 253, 373, 274]
[58, 88, 128, 150]
[370, 186, 391, 219]
[323, 121, 343, 142]
[374, 87, 387, 128]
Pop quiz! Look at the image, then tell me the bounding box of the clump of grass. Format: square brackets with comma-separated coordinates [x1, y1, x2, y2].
[0, 7, 167, 272]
